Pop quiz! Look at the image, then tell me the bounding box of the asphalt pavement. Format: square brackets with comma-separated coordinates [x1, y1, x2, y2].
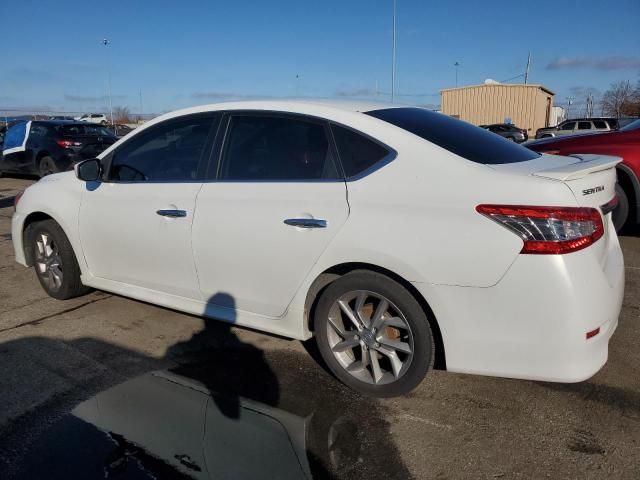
[0, 175, 639, 479]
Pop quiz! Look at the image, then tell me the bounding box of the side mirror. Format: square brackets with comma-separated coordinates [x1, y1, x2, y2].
[75, 158, 102, 182]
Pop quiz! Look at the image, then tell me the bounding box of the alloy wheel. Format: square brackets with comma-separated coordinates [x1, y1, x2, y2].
[34, 232, 63, 292]
[326, 290, 414, 385]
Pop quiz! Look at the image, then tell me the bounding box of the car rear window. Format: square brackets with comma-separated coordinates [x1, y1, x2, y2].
[59, 124, 113, 136]
[365, 108, 539, 164]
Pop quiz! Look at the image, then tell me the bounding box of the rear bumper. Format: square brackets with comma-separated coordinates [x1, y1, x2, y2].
[414, 232, 624, 383]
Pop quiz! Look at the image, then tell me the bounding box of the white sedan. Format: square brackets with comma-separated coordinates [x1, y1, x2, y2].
[11, 100, 624, 397]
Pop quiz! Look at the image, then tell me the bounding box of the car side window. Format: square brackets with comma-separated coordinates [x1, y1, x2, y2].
[578, 121, 592, 130]
[561, 122, 575, 130]
[109, 114, 218, 182]
[219, 115, 340, 181]
[593, 120, 607, 129]
[331, 124, 391, 178]
[29, 124, 48, 137]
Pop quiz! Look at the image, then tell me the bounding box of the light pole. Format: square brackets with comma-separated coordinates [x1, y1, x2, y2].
[454, 61, 460, 87]
[391, 0, 397, 103]
[101, 38, 113, 125]
[295, 74, 300, 97]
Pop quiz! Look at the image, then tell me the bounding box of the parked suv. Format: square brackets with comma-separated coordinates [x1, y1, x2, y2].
[0, 120, 117, 177]
[536, 118, 613, 139]
[479, 124, 528, 143]
[75, 113, 109, 125]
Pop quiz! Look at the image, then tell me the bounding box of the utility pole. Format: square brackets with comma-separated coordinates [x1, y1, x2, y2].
[586, 93, 594, 118]
[565, 96, 575, 118]
[454, 62, 460, 87]
[391, 0, 397, 103]
[139, 89, 143, 122]
[101, 38, 113, 125]
[524, 52, 531, 84]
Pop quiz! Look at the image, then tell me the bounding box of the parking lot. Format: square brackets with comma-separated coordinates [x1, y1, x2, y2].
[0, 175, 639, 479]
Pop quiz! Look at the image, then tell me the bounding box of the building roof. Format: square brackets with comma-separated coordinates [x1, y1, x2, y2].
[441, 83, 555, 96]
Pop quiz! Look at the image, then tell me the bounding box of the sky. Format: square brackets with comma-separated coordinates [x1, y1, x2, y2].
[1, 0, 639, 116]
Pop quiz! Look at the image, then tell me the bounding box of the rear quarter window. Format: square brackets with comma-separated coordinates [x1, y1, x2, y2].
[365, 108, 539, 165]
[331, 124, 391, 177]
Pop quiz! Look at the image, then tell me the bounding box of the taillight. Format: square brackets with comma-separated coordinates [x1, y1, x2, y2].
[14, 191, 24, 211]
[56, 139, 82, 148]
[476, 204, 604, 254]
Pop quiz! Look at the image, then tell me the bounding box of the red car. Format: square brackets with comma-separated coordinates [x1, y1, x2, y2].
[527, 119, 640, 231]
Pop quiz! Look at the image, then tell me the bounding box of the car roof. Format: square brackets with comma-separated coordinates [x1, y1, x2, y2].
[167, 98, 404, 117]
[33, 120, 95, 126]
[132, 98, 411, 137]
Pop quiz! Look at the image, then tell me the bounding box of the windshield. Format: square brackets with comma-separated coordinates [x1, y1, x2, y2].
[620, 119, 640, 132]
[59, 124, 114, 136]
[366, 107, 539, 164]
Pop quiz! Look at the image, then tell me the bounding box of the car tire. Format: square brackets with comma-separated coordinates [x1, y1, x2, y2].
[101, 120, 108, 126]
[314, 271, 433, 397]
[612, 183, 630, 232]
[30, 219, 90, 300]
[38, 156, 59, 178]
[507, 136, 516, 142]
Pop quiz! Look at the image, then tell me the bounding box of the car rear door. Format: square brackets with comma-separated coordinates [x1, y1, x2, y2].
[558, 121, 576, 136]
[191, 112, 349, 317]
[78, 113, 220, 299]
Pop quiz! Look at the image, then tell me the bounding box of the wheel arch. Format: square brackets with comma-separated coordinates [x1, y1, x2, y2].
[304, 262, 446, 370]
[617, 164, 640, 223]
[20, 211, 83, 270]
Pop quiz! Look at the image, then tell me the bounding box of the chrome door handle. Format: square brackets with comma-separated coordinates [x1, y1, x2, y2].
[157, 209, 187, 218]
[284, 218, 327, 228]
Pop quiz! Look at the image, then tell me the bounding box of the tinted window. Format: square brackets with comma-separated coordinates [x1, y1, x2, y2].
[366, 108, 538, 165]
[331, 124, 390, 177]
[593, 120, 607, 129]
[578, 121, 592, 130]
[561, 122, 575, 130]
[220, 115, 339, 181]
[29, 124, 49, 137]
[109, 115, 217, 182]
[59, 124, 113, 136]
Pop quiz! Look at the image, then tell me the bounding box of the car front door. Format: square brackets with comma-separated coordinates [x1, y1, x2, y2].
[192, 112, 349, 317]
[78, 113, 220, 299]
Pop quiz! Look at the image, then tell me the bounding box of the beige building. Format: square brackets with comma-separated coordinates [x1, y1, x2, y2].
[441, 83, 554, 134]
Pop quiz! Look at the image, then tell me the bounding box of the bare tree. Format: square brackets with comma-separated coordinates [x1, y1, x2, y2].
[601, 81, 640, 117]
[113, 106, 132, 124]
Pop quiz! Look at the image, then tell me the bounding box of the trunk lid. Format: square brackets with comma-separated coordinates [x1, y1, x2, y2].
[490, 153, 620, 209]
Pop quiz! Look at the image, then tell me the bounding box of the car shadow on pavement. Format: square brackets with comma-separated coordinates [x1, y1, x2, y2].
[0, 292, 413, 480]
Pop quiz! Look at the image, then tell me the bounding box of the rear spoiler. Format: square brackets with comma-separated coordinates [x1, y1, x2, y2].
[532, 154, 622, 181]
